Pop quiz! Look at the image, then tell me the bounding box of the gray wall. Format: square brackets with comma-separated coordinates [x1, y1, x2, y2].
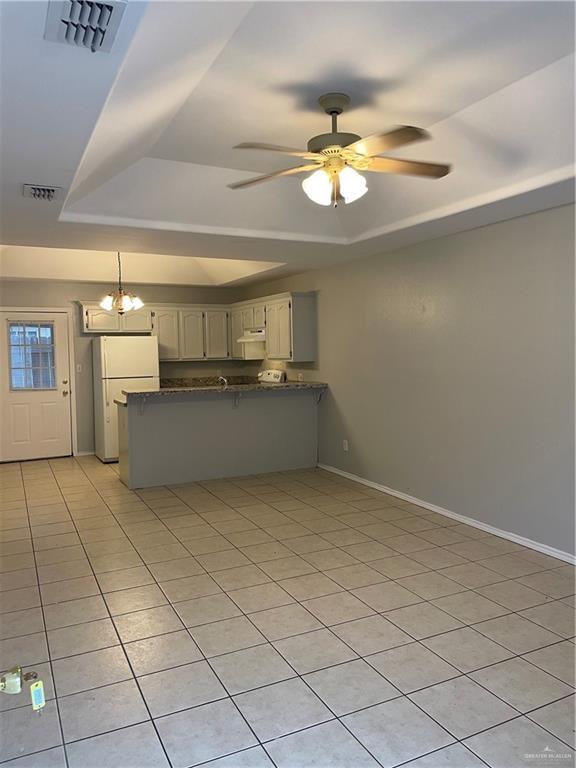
[0, 280, 243, 453]
[238, 205, 575, 554]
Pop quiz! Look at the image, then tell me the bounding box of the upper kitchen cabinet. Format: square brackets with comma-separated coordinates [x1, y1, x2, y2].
[231, 293, 316, 362]
[82, 304, 152, 333]
[121, 308, 153, 332]
[151, 308, 180, 360]
[179, 309, 205, 359]
[204, 310, 229, 359]
[264, 293, 316, 362]
[230, 309, 244, 359]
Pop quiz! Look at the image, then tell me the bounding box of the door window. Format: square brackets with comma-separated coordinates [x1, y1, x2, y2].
[8, 322, 56, 390]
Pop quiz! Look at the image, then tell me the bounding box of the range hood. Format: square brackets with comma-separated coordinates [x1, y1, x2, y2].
[237, 329, 266, 343]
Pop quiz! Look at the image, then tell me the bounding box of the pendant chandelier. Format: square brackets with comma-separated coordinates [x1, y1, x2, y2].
[100, 252, 144, 314]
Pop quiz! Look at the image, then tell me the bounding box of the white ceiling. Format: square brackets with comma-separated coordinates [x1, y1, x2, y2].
[0, 1, 574, 285]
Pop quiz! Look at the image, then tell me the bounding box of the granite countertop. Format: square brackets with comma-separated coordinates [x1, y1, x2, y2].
[120, 380, 327, 399]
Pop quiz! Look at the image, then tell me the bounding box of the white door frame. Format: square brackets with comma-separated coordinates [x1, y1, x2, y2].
[1, 307, 79, 457]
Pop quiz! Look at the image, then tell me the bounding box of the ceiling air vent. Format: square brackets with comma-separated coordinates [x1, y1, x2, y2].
[44, 0, 127, 53]
[22, 185, 63, 201]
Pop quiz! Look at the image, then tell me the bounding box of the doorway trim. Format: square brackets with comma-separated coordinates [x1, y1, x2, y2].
[1, 307, 78, 458]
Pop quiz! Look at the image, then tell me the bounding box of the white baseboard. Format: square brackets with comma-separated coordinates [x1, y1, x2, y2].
[318, 463, 575, 565]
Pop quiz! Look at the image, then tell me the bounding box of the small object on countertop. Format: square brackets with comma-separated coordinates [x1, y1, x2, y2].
[258, 369, 286, 383]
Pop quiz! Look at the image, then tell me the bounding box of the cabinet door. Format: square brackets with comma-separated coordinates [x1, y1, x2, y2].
[253, 305, 266, 328]
[180, 310, 205, 359]
[205, 310, 229, 359]
[230, 310, 244, 359]
[152, 309, 180, 360]
[241, 307, 254, 330]
[85, 308, 120, 332]
[266, 300, 291, 359]
[120, 309, 153, 332]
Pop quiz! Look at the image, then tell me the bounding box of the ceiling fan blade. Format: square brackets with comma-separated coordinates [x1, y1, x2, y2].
[367, 156, 450, 178]
[347, 126, 429, 157]
[228, 163, 321, 190]
[234, 142, 321, 160]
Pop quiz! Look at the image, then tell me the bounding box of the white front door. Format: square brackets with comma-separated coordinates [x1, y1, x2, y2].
[0, 312, 72, 462]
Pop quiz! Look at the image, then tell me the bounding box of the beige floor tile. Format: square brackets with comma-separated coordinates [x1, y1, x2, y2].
[104, 584, 168, 616]
[265, 720, 379, 768]
[342, 697, 454, 767]
[432, 591, 509, 623]
[410, 676, 517, 739]
[228, 582, 294, 613]
[278, 572, 342, 600]
[321, 563, 387, 589]
[0, 700, 62, 762]
[397, 572, 467, 600]
[249, 603, 322, 640]
[139, 659, 226, 717]
[402, 743, 486, 768]
[476, 579, 550, 610]
[352, 582, 422, 612]
[367, 642, 460, 693]
[302, 591, 375, 625]
[258, 556, 317, 580]
[332, 614, 412, 655]
[528, 695, 575, 748]
[113, 604, 184, 643]
[384, 602, 464, 639]
[369, 555, 429, 579]
[234, 678, 332, 741]
[66, 722, 169, 768]
[304, 659, 399, 715]
[58, 679, 149, 742]
[124, 629, 203, 676]
[274, 628, 357, 673]
[523, 640, 575, 686]
[190, 615, 265, 657]
[422, 626, 513, 672]
[518, 570, 575, 599]
[159, 573, 221, 603]
[175, 592, 242, 626]
[464, 716, 573, 767]
[520, 600, 575, 638]
[470, 657, 573, 712]
[211, 643, 296, 694]
[437, 562, 506, 588]
[474, 613, 563, 654]
[155, 698, 257, 768]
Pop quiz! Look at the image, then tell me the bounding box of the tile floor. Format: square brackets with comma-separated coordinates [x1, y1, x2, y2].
[0, 457, 574, 768]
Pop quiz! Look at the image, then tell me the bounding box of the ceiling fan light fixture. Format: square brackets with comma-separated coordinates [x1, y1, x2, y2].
[339, 166, 368, 204]
[99, 252, 144, 314]
[302, 169, 332, 206]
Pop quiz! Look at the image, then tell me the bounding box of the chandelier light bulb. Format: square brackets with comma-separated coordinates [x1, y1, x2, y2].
[302, 169, 332, 206]
[339, 166, 368, 204]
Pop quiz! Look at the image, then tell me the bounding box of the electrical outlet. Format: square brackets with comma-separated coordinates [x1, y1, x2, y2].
[342, 439, 349, 452]
[76, 364, 82, 374]
[297, 373, 304, 382]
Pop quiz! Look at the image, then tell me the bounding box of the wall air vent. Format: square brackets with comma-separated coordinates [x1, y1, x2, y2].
[22, 185, 63, 201]
[44, 0, 127, 53]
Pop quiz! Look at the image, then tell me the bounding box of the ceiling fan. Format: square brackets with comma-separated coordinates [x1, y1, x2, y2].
[228, 93, 451, 206]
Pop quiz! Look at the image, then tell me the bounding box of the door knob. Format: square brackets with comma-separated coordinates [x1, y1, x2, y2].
[62, 390, 69, 397]
[62, 380, 68, 385]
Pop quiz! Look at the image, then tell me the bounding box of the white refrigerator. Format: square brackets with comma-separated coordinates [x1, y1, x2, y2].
[93, 336, 159, 462]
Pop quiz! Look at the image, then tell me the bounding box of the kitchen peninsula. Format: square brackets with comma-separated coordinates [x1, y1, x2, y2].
[116, 379, 327, 489]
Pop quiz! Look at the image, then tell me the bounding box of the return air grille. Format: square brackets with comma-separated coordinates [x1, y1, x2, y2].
[44, 0, 127, 53]
[22, 185, 63, 201]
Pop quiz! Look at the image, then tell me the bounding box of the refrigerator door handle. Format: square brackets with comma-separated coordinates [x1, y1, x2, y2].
[105, 379, 110, 423]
